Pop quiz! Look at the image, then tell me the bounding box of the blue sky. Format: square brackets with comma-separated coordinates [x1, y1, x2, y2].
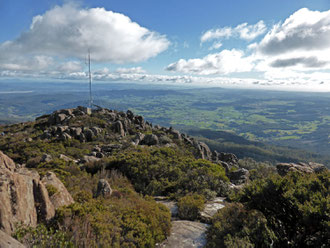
[1, 0, 330, 91]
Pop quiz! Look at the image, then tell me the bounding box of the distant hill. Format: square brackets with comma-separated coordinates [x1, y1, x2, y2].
[184, 128, 330, 166]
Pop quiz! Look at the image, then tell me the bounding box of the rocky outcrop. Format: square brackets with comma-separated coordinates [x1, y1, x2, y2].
[229, 168, 249, 185]
[41, 172, 74, 209]
[95, 179, 112, 198]
[0, 163, 54, 233]
[0, 151, 16, 170]
[0, 230, 25, 248]
[159, 221, 208, 248]
[200, 197, 225, 222]
[276, 162, 327, 176]
[141, 134, 159, 146]
[0, 152, 73, 235]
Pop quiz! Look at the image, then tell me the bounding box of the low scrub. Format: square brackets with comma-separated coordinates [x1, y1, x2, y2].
[177, 194, 206, 221]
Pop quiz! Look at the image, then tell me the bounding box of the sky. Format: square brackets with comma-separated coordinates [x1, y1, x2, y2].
[1, 0, 330, 91]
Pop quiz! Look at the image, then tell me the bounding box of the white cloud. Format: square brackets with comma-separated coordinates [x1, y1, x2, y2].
[0, 3, 169, 73]
[166, 49, 254, 75]
[209, 42, 223, 50]
[255, 8, 330, 70]
[258, 8, 330, 55]
[201, 20, 266, 43]
[115, 67, 146, 74]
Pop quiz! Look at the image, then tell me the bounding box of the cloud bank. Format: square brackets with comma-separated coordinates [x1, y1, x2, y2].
[201, 20, 266, 43]
[168, 8, 330, 89]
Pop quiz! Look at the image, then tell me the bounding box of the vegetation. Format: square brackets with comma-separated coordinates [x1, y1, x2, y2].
[177, 194, 206, 221]
[206, 203, 275, 248]
[13, 224, 74, 248]
[103, 146, 229, 197]
[207, 171, 330, 247]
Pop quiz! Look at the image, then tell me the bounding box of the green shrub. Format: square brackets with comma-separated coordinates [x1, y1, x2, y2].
[206, 203, 275, 248]
[177, 194, 205, 220]
[55, 195, 171, 247]
[105, 146, 229, 197]
[46, 184, 58, 197]
[226, 171, 330, 247]
[13, 224, 74, 248]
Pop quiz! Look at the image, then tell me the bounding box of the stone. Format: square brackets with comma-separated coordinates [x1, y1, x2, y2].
[159, 221, 208, 248]
[59, 133, 72, 141]
[95, 179, 112, 198]
[41, 172, 74, 209]
[141, 134, 159, 146]
[70, 127, 82, 138]
[159, 135, 173, 145]
[195, 142, 212, 160]
[133, 133, 145, 145]
[276, 162, 327, 176]
[126, 110, 134, 120]
[0, 161, 55, 235]
[169, 129, 181, 140]
[81, 155, 100, 164]
[84, 128, 94, 142]
[56, 126, 69, 134]
[58, 154, 74, 162]
[56, 114, 67, 124]
[229, 168, 249, 185]
[154, 125, 161, 130]
[217, 152, 238, 166]
[113, 121, 125, 137]
[200, 197, 225, 222]
[0, 151, 16, 171]
[157, 200, 178, 217]
[79, 133, 86, 143]
[90, 127, 102, 136]
[33, 179, 56, 222]
[0, 230, 26, 248]
[41, 154, 52, 163]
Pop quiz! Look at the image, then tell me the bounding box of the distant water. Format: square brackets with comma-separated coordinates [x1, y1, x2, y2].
[0, 91, 34, 94]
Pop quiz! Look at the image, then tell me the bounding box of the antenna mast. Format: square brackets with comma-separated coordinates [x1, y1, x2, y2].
[88, 50, 93, 108]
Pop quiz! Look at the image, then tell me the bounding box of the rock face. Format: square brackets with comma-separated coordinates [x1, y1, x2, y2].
[95, 179, 112, 198]
[41, 172, 74, 209]
[200, 197, 225, 222]
[229, 168, 249, 185]
[0, 152, 73, 235]
[141, 134, 159, 146]
[159, 221, 208, 248]
[0, 151, 16, 170]
[0, 230, 25, 248]
[276, 162, 327, 176]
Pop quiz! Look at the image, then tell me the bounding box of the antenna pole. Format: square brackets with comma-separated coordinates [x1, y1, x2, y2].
[88, 50, 93, 108]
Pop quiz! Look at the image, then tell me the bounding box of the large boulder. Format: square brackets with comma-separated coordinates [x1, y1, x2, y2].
[276, 162, 327, 176]
[41, 172, 74, 209]
[113, 121, 125, 137]
[229, 168, 249, 185]
[0, 151, 16, 170]
[0, 152, 55, 234]
[159, 221, 208, 248]
[95, 179, 112, 198]
[0, 230, 25, 248]
[141, 134, 159, 146]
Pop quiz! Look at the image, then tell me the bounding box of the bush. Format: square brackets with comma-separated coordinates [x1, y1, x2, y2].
[227, 171, 330, 247]
[105, 146, 229, 197]
[55, 196, 171, 247]
[45, 184, 58, 197]
[206, 203, 275, 248]
[13, 224, 74, 248]
[177, 194, 206, 220]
